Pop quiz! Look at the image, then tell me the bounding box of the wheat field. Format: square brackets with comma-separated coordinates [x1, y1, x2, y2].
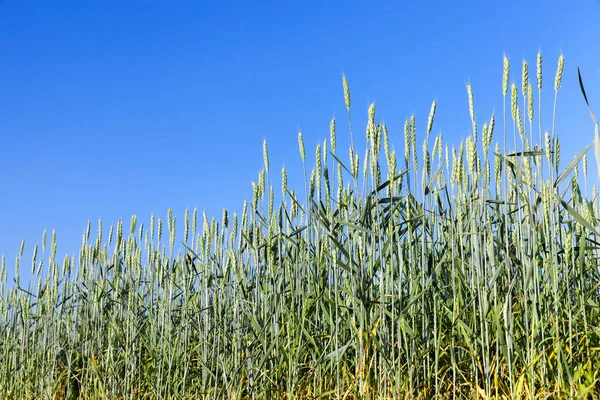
[1, 51, 600, 399]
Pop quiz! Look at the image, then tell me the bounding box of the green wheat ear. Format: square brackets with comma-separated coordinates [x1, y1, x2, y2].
[262, 139, 269, 174]
[330, 117, 336, 153]
[537, 50, 543, 91]
[427, 99, 437, 138]
[555, 54, 564, 92]
[184, 209, 189, 244]
[511, 83, 518, 121]
[281, 166, 287, 198]
[528, 82, 534, 123]
[503, 54, 510, 97]
[466, 83, 477, 139]
[342, 74, 351, 111]
[298, 131, 305, 162]
[522, 59, 529, 97]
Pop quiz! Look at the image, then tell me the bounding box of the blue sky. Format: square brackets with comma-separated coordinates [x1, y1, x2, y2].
[1, 1, 600, 285]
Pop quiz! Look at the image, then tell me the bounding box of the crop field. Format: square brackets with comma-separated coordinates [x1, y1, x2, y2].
[2, 51, 600, 399]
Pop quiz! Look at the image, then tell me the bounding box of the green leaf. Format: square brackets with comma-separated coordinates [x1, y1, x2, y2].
[552, 190, 600, 236]
[554, 142, 592, 188]
[322, 342, 351, 361]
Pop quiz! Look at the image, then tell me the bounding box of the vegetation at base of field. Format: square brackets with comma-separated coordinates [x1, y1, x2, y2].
[2, 50, 600, 399]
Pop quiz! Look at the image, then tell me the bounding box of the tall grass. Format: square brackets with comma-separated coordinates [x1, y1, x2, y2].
[2, 51, 600, 399]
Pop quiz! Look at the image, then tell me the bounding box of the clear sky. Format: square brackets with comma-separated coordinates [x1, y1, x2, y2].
[1, 1, 600, 285]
